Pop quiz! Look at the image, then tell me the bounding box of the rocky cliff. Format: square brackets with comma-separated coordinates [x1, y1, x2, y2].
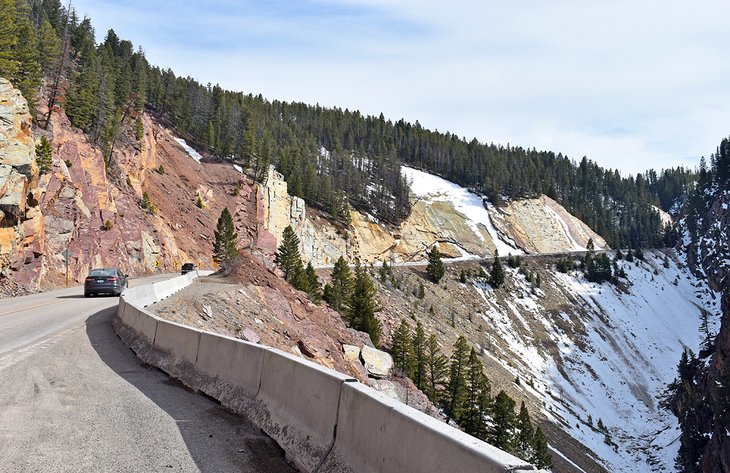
[0, 77, 257, 295]
[494, 195, 609, 253]
[260, 164, 609, 266]
[0, 78, 41, 285]
[671, 175, 730, 472]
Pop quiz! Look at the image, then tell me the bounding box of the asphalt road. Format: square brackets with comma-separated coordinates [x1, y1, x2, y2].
[0, 276, 296, 473]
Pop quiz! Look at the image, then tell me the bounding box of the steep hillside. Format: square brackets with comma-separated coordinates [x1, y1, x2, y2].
[0, 0, 688, 251]
[371, 251, 719, 472]
[0, 78, 257, 295]
[0, 73, 613, 296]
[261, 164, 610, 266]
[145, 249, 439, 418]
[669, 138, 730, 472]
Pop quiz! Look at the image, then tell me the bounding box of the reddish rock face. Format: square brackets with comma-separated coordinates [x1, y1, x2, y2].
[1, 98, 260, 295]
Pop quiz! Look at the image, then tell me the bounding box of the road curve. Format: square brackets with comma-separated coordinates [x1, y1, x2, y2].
[0, 276, 295, 473]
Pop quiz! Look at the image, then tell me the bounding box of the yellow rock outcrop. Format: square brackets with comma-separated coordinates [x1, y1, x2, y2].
[261, 165, 609, 266]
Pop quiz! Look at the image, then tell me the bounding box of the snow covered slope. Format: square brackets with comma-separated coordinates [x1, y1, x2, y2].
[401, 166, 608, 257]
[402, 166, 522, 256]
[473, 252, 719, 472]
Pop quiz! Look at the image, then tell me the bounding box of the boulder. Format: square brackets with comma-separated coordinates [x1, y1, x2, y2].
[241, 328, 261, 344]
[368, 378, 443, 420]
[342, 344, 361, 362]
[297, 339, 316, 358]
[0, 165, 28, 223]
[360, 345, 393, 378]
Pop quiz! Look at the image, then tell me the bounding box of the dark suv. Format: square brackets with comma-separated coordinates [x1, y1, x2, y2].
[84, 268, 128, 297]
[181, 263, 195, 275]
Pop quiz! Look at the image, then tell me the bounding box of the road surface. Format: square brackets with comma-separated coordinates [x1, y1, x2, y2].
[0, 276, 295, 473]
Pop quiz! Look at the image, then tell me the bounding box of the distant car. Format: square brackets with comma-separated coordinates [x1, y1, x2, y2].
[84, 268, 128, 297]
[181, 263, 195, 275]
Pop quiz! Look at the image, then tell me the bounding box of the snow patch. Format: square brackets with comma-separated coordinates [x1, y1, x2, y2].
[174, 137, 203, 163]
[401, 166, 522, 256]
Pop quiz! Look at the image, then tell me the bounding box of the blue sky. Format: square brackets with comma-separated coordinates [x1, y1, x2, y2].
[72, 0, 730, 175]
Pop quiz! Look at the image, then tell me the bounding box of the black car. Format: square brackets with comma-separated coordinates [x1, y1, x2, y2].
[84, 268, 128, 297]
[181, 262, 195, 275]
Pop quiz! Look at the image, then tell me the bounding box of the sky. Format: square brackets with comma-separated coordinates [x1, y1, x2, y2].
[70, 0, 730, 175]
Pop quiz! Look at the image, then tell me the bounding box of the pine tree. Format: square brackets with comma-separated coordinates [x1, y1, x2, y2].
[35, 135, 52, 174]
[412, 321, 427, 390]
[131, 47, 146, 112]
[677, 349, 695, 382]
[379, 260, 389, 283]
[586, 237, 595, 251]
[699, 310, 713, 355]
[141, 191, 156, 214]
[426, 246, 445, 283]
[490, 250, 505, 288]
[213, 207, 239, 270]
[625, 248, 635, 262]
[65, 36, 98, 130]
[134, 116, 144, 142]
[301, 262, 322, 302]
[38, 18, 60, 74]
[275, 225, 304, 282]
[349, 262, 381, 347]
[516, 401, 535, 461]
[417, 282, 425, 299]
[444, 336, 470, 423]
[13, 16, 42, 111]
[585, 252, 613, 284]
[255, 139, 270, 182]
[490, 390, 517, 452]
[424, 333, 448, 403]
[323, 255, 353, 312]
[0, 0, 19, 80]
[461, 348, 491, 440]
[531, 426, 552, 469]
[391, 319, 414, 377]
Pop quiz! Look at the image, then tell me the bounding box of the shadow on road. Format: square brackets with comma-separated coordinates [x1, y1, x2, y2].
[85, 308, 296, 473]
[55, 295, 86, 299]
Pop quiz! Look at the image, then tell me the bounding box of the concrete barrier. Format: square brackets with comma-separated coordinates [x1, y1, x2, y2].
[138, 284, 157, 307]
[115, 271, 540, 473]
[320, 382, 536, 473]
[117, 301, 158, 344]
[153, 318, 202, 365]
[152, 279, 176, 300]
[195, 332, 264, 396]
[253, 348, 355, 473]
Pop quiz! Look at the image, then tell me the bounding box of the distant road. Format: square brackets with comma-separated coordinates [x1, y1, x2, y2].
[315, 249, 615, 269]
[0, 276, 295, 473]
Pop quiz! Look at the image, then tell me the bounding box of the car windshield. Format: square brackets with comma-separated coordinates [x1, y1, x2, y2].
[89, 269, 117, 277]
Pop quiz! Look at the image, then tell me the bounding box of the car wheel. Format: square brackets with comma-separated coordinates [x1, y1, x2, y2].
[84, 292, 90, 298]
